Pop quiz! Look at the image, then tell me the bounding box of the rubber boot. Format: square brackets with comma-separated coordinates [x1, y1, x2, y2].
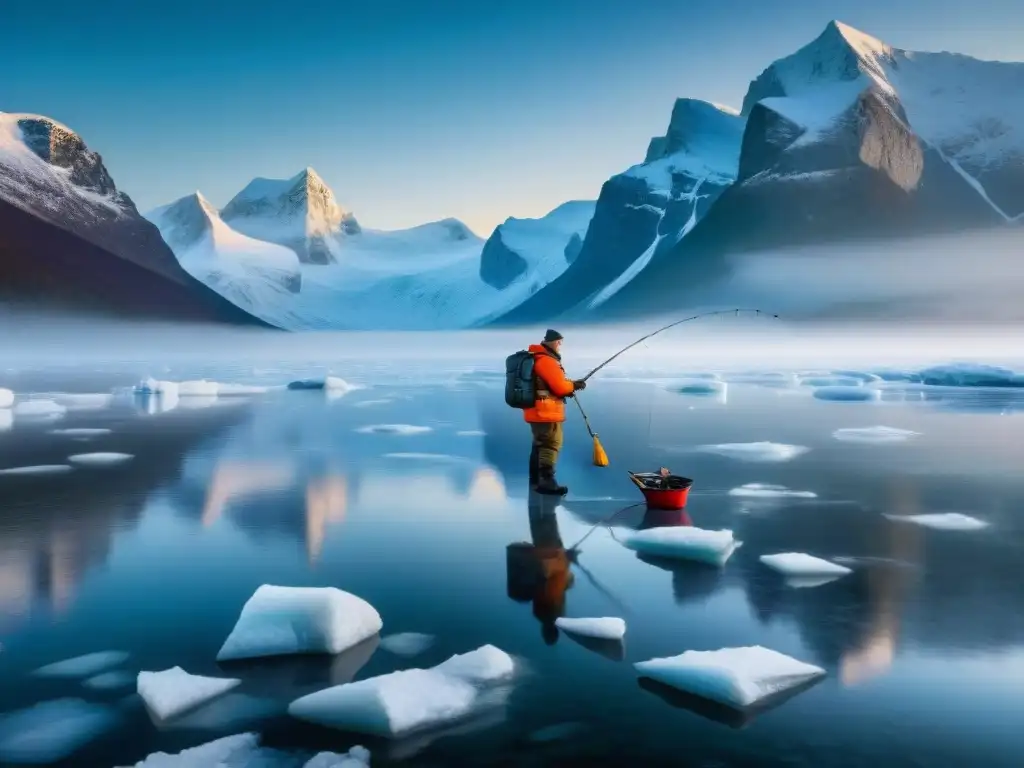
[529, 444, 540, 488]
[535, 466, 568, 496]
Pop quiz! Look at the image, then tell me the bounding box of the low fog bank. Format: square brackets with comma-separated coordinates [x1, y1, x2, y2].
[0, 304, 1021, 374]
[713, 226, 1024, 323]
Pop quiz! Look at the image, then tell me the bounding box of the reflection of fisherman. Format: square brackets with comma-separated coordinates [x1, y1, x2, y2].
[506, 493, 575, 644]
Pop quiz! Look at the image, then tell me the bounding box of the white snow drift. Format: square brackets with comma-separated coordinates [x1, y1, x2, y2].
[216, 585, 382, 661]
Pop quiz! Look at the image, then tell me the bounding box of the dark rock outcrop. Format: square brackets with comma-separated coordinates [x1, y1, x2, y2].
[479, 229, 527, 290]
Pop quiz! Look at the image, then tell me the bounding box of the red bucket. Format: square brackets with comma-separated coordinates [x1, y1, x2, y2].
[629, 472, 693, 510]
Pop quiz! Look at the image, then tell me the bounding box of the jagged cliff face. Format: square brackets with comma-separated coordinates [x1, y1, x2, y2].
[0, 113, 269, 325]
[220, 168, 361, 265]
[589, 21, 1024, 319]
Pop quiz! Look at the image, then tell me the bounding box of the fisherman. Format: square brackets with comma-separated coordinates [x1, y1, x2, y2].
[524, 329, 586, 495]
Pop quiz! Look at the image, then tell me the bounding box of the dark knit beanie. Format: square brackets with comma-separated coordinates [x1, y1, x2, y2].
[543, 329, 563, 343]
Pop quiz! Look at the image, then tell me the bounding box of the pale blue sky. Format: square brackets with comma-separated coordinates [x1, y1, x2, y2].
[1, 0, 1021, 234]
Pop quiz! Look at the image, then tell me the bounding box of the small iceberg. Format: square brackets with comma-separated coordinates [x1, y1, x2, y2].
[813, 386, 880, 402]
[622, 526, 739, 566]
[697, 442, 808, 463]
[288, 645, 514, 738]
[832, 426, 919, 444]
[33, 650, 129, 678]
[216, 585, 383, 662]
[82, 671, 135, 691]
[554, 617, 626, 641]
[123, 733, 370, 768]
[728, 484, 816, 499]
[49, 428, 113, 437]
[68, 452, 134, 467]
[380, 632, 436, 658]
[634, 646, 825, 710]
[884, 512, 989, 531]
[759, 553, 852, 580]
[0, 464, 73, 477]
[137, 666, 241, 722]
[356, 424, 432, 435]
[0, 387, 13, 408]
[13, 399, 66, 418]
[0, 698, 119, 764]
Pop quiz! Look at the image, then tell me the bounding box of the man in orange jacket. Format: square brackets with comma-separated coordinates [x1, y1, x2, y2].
[524, 329, 586, 495]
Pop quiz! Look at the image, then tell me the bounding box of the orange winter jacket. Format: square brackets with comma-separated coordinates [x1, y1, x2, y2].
[523, 344, 576, 423]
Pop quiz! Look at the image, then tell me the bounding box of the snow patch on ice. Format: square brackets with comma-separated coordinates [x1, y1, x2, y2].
[697, 442, 809, 462]
[634, 645, 825, 709]
[33, 650, 129, 678]
[137, 667, 241, 722]
[884, 512, 989, 531]
[0, 698, 120, 764]
[68, 452, 134, 467]
[380, 633, 436, 658]
[728, 484, 817, 499]
[356, 423, 432, 435]
[622, 526, 739, 566]
[832, 426, 919, 443]
[216, 585, 383, 662]
[554, 617, 626, 641]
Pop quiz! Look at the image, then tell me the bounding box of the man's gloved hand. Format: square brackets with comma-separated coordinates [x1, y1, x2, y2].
[572, 379, 587, 391]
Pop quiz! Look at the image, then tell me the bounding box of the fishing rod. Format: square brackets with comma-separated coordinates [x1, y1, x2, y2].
[581, 308, 779, 383]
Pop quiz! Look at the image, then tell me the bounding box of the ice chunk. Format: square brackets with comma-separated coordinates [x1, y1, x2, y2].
[622, 526, 738, 566]
[33, 650, 129, 678]
[697, 442, 808, 462]
[634, 646, 825, 709]
[216, 585, 382, 661]
[0, 464, 73, 476]
[325, 376, 357, 392]
[832, 426, 919, 444]
[0, 698, 119, 764]
[554, 617, 626, 641]
[0, 387, 13, 408]
[288, 667, 478, 737]
[49, 428, 113, 437]
[884, 512, 989, 531]
[380, 632, 436, 657]
[356, 424, 432, 435]
[68, 452, 134, 467]
[83, 670, 135, 690]
[813, 386, 881, 402]
[13, 399, 66, 418]
[759, 553, 852, 578]
[137, 666, 242, 722]
[431, 645, 516, 685]
[305, 745, 371, 767]
[728, 484, 816, 499]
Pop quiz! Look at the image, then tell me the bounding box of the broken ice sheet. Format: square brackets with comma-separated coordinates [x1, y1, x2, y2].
[0, 698, 120, 764]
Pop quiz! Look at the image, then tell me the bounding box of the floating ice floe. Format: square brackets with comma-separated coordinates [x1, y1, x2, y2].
[800, 376, 864, 388]
[137, 667, 241, 722]
[49, 428, 113, 437]
[831, 370, 883, 383]
[832, 426, 919, 444]
[554, 617, 626, 641]
[288, 644, 514, 738]
[621, 527, 739, 566]
[813, 386, 881, 402]
[119, 733, 370, 768]
[759, 553, 852, 579]
[634, 646, 825, 710]
[456, 429, 486, 437]
[697, 442, 808, 463]
[68, 452, 134, 467]
[0, 387, 13, 408]
[674, 380, 727, 396]
[53, 393, 114, 411]
[728, 484, 817, 499]
[83, 671, 135, 691]
[13, 399, 66, 418]
[33, 650, 129, 678]
[380, 632, 436, 658]
[883, 512, 989, 531]
[0, 698, 120, 764]
[216, 585, 383, 662]
[353, 398, 393, 408]
[356, 424, 432, 435]
[0, 464, 73, 476]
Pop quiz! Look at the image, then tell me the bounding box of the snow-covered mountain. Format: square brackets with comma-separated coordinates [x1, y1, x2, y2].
[0, 112, 270, 326]
[590, 21, 1024, 318]
[150, 173, 595, 329]
[490, 98, 744, 324]
[220, 168, 361, 265]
